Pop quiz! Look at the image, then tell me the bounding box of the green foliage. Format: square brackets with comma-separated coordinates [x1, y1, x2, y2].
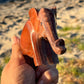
[57, 58, 84, 84]
[60, 26, 73, 31]
[66, 37, 80, 45]
[0, 65, 3, 77]
[64, 36, 84, 52]
[58, 26, 83, 52]
[59, 26, 81, 49]
[75, 26, 81, 30]
[70, 67, 81, 76]
[0, 64, 3, 82]
[79, 73, 84, 78]
[0, 56, 10, 82]
[58, 33, 69, 37]
[57, 62, 65, 74]
[4, 56, 10, 64]
[58, 57, 64, 62]
[60, 26, 81, 32]
[64, 82, 76, 84]
[78, 43, 84, 50]
[65, 37, 80, 52]
[71, 37, 80, 44]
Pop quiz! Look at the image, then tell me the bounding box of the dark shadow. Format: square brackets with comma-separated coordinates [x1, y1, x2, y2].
[24, 55, 35, 69]
[0, 0, 9, 3]
[79, 0, 84, 3]
[61, 20, 67, 23]
[66, 6, 74, 10]
[7, 22, 17, 28]
[70, 16, 76, 19]
[24, 8, 29, 10]
[74, 54, 79, 58]
[16, 19, 22, 23]
[78, 5, 82, 7]
[0, 22, 17, 35]
[70, 33, 78, 38]
[25, 0, 31, 3]
[0, 49, 11, 57]
[9, 0, 14, 2]
[57, 17, 61, 20]
[0, 44, 2, 49]
[57, 25, 62, 29]
[4, 15, 18, 19]
[18, 30, 22, 35]
[0, 21, 6, 25]
[0, 31, 3, 35]
[54, 0, 61, 4]
[17, 3, 25, 8]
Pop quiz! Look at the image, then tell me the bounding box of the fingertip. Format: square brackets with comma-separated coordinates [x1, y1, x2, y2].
[44, 68, 58, 80]
[36, 64, 56, 80]
[12, 36, 20, 52]
[12, 36, 17, 45]
[35, 65, 50, 80]
[12, 36, 20, 45]
[11, 36, 25, 64]
[11, 36, 22, 58]
[37, 68, 58, 84]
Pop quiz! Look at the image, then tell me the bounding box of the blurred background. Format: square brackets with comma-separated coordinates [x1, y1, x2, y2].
[0, 0, 84, 84]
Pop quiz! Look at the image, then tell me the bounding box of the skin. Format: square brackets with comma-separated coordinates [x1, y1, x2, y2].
[1, 36, 58, 84]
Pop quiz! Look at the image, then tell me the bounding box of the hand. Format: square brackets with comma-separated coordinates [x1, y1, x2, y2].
[1, 36, 58, 84]
[1, 36, 35, 84]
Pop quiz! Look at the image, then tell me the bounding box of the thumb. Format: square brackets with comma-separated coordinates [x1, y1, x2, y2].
[11, 36, 25, 65]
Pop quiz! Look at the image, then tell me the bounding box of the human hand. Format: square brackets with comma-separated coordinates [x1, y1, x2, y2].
[1, 36, 35, 84]
[1, 36, 58, 84]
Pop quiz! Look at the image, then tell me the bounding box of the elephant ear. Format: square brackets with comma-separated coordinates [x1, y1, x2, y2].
[29, 8, 39, 31]
[29, 8, 38, 20]
[51, 7, 57, 18]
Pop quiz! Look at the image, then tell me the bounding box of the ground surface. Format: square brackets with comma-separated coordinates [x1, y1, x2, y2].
[0, 0, 84, 84]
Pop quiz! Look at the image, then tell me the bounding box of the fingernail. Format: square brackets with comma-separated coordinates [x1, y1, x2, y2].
[12, 36, 19, 45]
[12, 36, 17, 45]
[39, 80, 44, 84]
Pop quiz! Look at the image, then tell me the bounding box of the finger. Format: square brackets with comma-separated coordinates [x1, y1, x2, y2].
[35, 64, 56, 81]
[10, 36, 25, 65]
[37, 68, 58, 84]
